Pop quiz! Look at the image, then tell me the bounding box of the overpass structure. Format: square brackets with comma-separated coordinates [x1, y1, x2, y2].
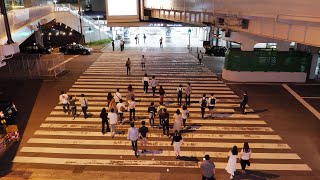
[140, 0, 320, 81]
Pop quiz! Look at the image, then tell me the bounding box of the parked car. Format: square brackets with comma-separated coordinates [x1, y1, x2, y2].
[59, 44, 92, 55]
[21, 44, 52, 54]
[0, 101, 18, 125]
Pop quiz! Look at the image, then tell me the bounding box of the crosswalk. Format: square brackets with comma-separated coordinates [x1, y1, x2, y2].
[13, 52, 312, 172]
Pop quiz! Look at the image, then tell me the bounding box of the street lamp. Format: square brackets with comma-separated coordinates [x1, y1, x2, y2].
[188, 28, 191, 49]
[97, 15, 101, 40]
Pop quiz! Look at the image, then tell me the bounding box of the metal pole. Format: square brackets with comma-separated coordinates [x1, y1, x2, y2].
[77, 0, 84, 45]
[0, 0, 14, 44]
[188, 33, 190, 49]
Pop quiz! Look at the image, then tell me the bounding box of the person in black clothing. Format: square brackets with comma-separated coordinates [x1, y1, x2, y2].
[100, 108, 109, 135]
[159, 86, 166, 104]
[111, 40, 115, 51]
[171, 130, 182, 159]
[240, 91, 248, 114]
[148, 102, 156, 127]
[69, 95, 77, 119]
[107, 92, 113, 107]
[200, 94, 207, 119]
[177, 84, 183, 106]
[162, 108, 170, 136]
[139, 121, 149, 153]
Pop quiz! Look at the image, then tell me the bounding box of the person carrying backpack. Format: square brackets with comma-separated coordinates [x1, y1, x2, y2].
[199, 94, 207, 119]
[162, 108, 170, 136]
[208, 93, 216, 118]
[148, 102, 156, 127]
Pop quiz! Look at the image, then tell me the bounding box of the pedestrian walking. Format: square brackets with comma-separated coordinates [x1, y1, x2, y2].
[159, 37, 163, 48]
[225, 146, 238, 179]
[157, 102, 166, 127]
[149, 76, 157, 97]
[109, 98, 117, 113]
[128, 97, 136, 121]
[201, 155, 216, 180]
[240, 91, 248, 114]
[142, 74, 149, 93]
[135, 35, 139, 44]
[126, 58, 131, 75]
[171, 130, 182, 159]
[127, 122, 139, 157]
[120, 39, 124, 51]
[172, 109, 183, 133]
[79, 94, 88, 119]
[141, 55, 146, 71]
[69, 95, 77, 119]
[107, 92, 113, 107]
[117, 99, 126, 124]
[139, 121, 149, 153]
[111, 40, 115, 51]
[185, 83, 192, 106]
[143, 34, 146, 43]
[208, 93, 216, 118]
[177, 84, 183, 106]
[114, 88, 122, 104]
[108, 108, 117, 138]
[100, 108, 110, 135]
[198, 50, 203, 65]
[181, 105, 189, 128]
[159, 86, 166, 103]
[148, 102, 156, 127]
[162, 108, 170, 136]
[240, 142, 251, 174]
[199, 94, 207, 119]
[126, 84, 135, 103]
[59, 91, 69, 114]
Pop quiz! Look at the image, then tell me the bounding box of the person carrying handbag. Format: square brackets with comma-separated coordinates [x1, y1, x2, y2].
[240, 142, 251, 174]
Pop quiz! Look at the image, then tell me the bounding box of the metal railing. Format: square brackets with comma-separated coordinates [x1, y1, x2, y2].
[0, 53, 65, 78]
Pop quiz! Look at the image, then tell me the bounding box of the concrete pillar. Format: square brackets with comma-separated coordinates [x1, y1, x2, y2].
[277, 41, 291, 51]
[309, 53, 319, 79]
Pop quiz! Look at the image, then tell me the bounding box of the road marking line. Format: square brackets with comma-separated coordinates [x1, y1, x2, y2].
[13, 157, 312, 171]
[282, 84, 320, 120]
[27, 138, 290, 149]
[302, 97, 320, 99]
[20, 147, 299, 159]
[34, 130, 282, 140]
[39, 123, 273, 132]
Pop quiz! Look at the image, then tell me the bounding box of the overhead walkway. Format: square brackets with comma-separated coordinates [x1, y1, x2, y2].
[0, 4, 110, 45]
[144, 0, 320, 48]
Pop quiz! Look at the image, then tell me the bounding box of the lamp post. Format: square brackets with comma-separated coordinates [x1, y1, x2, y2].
[77, 0, 84, 45]
[97, 15, 101, 40]
[53, 0, 57, 11]
[188, 28, 191, 49]
[0, 0, 14, 44]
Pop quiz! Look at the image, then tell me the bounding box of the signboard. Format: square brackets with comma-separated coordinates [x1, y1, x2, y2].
[106, 0, 139, 23]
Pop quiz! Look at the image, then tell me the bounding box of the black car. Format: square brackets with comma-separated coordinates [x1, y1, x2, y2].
[59, 44, 92, 55]
[0, 101, 17, 125]
[21, 44, 52, 54]
[205, 46, 227, 57]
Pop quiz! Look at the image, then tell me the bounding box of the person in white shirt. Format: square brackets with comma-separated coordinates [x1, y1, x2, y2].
[181, 105, 189, 128]
[108, 108, 118, 138]
[128, 97, 136, 121]
[142, 74, 149, 93]
[240, 142, 252, 174]
[59, 91, 69, 114]
[141, 55, 146, 71]
[116, 99, 126, 124]
[114, 88, 122, 104]
[149, 76, 157, 97]
[177, 84, 183, 106]
[79, 94, 88, 119]
[199, 94, 207, 119]
[127, 122, 139, 157]
[208, 93, 216, 118]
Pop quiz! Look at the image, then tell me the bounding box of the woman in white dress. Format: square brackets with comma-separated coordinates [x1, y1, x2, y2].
[225, 145, 238, 179]
[172, 109, 183, 133]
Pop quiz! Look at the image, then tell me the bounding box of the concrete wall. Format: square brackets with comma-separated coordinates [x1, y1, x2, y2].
[92, 0, 106, 12]
[222, 69, 307, 83]
[144, 0, 214, 12]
